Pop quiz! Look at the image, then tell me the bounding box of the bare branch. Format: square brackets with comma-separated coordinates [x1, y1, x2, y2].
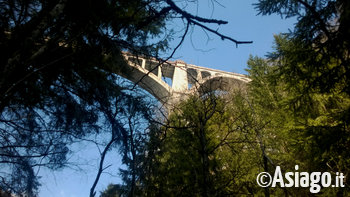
[166, 0, 253, 46]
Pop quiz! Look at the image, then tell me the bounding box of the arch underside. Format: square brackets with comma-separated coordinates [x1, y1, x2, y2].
[120, 64, 172, 103]
[192, 76, 247, 95]
[121, 68, 247, 104]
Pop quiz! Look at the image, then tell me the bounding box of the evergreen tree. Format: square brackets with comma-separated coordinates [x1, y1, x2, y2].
[141, 91, 273, 196]
[0, 0, 250, 195]
[254, 0, 350, 194]
[246, 53, 350, 196]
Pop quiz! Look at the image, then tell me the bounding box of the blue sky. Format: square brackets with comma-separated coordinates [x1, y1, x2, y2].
[167, 0, 296, 74]
[39, 1, 296, 196]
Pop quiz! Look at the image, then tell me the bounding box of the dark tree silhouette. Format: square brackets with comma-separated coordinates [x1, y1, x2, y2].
[0, 0, 251, 195]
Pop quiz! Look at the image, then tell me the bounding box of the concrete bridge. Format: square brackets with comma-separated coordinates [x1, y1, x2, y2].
[121, 52, 250, 106]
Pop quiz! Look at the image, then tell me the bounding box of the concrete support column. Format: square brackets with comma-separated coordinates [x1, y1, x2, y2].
[172, 60, 188, 92]
[158, 66, 162, 79]
[141, 59, 146, 69]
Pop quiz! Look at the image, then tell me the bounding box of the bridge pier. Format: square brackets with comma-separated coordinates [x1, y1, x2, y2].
[172, 60, 188, 92]
[169, 60, 189, 104]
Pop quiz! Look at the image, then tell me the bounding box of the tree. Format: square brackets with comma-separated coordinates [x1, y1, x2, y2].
[115, 91, 155, 197]
[255, 0, 350, 94]
[246, 55, 311, 196]
[101, 1, 350, 196]
[100, 184, 124, 197]
[255, 0, 350, 194]
[246, 53, 350, 196]
[0, 0, 251, 195]
[138, 89, 276, 196]
[88, 82, 155, 197]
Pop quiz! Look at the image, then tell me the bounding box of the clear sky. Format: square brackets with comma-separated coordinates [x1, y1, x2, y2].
[39, 1, 296, 196]
[167, 0, 296, 74]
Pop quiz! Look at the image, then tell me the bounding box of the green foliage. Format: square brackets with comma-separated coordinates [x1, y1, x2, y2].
[100, 184, 124, 197]
[3, 0, 349, 196]
[255, 0, 350, 94]
[270, 33, 350, 175]
[140, 92, 273, 196]
[246, 53, 350, 196]
[101, 1, 350, 196]
[254, 1, 350, 194]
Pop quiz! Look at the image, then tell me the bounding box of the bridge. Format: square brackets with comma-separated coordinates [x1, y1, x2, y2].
[121, 52, 250, 107]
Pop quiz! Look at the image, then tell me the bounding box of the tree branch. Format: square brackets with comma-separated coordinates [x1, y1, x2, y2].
[296, 0, 331, 39]
[166, 0, 253, 46]
[89, 136, 116, 197]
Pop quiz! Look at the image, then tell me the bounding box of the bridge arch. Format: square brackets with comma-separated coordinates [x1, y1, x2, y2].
[119, 58, 172, 103]
[120, 53, 250, 106]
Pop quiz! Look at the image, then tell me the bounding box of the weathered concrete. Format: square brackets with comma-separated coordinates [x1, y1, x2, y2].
[121, 52, 251, 107]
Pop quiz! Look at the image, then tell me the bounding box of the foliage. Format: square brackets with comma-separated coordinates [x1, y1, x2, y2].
[102, 1, 350, 196]
[136, 92, 271, 196]
[102, 54, 350, 196]
[255, 0, 350, 96]
[246, 53, 350, 196]
[0, 0, 169, 194]
[0, 0, 250, 195]
[117, 93, 155, 197]
[100, 184, 124, 197]
[254, 0, 350, 194]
